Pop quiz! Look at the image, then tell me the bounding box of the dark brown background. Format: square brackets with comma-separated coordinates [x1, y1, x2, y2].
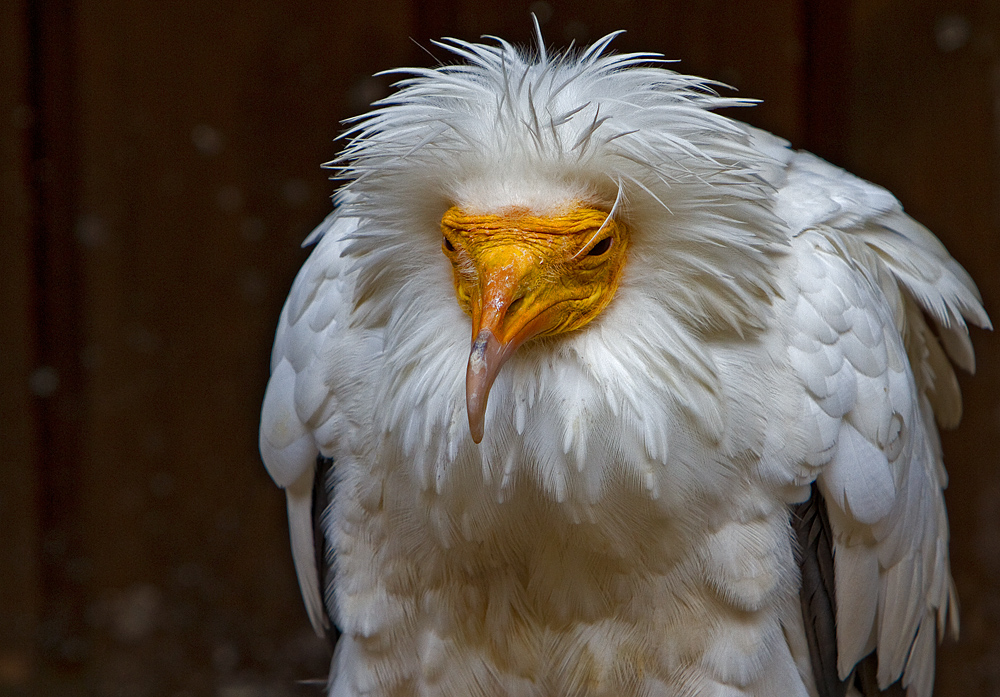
[2, 0, 998, 695]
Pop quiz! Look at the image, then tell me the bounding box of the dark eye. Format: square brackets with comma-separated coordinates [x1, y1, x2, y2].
[586, 236, 612, 256]
[443, 236, 456, 252]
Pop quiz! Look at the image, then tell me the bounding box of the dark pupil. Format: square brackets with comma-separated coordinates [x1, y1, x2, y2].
[587, 237, 612, 256]
[443, 236, 456, 252]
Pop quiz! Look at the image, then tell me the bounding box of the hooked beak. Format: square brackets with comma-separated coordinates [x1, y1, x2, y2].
[464, 252, 553, 443]
[465, 329, 509, 444]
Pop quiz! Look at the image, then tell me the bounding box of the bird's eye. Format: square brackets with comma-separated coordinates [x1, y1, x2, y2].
[443, 236, 456, 252]
[586, 236, 612, 256]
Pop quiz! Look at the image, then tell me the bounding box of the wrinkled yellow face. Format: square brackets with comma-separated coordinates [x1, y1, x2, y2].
[440, 204, 630, 442]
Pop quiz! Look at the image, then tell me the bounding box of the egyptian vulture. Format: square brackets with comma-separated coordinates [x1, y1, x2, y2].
[259, 30, 989, 697]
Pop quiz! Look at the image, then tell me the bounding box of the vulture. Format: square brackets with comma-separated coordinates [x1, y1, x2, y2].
[259, 29, 990, 697]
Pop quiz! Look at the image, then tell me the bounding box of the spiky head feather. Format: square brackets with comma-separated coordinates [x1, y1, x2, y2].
[328, 35, 789, 340]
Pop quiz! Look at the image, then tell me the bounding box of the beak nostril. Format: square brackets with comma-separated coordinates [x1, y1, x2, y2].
[507, 296, 525, 317]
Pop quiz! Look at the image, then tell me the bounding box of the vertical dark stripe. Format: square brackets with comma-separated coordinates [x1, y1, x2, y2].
[313, 455, 338, 645]
[27, 0, 87, 671]
[793, 484, 849, 697]
[801, 0, 851, 166]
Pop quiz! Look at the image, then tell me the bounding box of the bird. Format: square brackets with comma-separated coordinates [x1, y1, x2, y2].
[258, 27, 990, 697]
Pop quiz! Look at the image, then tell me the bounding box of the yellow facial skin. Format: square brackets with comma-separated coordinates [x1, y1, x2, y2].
[440, 204, 630, 443]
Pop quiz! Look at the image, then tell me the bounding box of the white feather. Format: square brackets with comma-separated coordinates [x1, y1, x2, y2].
[285, 468, 328, 635]
[259, 358, 315, 488]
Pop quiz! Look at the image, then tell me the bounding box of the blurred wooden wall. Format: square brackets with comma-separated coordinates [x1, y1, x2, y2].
[2, 1, 997, 695]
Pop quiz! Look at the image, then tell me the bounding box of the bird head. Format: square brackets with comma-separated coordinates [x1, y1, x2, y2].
[440, 204, 629, 442]
[332, 32, 785, 449]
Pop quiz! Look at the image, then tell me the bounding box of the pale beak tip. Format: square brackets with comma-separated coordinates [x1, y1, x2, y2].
[466, 329, 503, 445]
[469, 418, 485, 444]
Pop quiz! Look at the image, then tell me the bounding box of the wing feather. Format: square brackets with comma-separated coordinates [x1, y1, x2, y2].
[260, 214, 360, 637]
[779, 147, 988, 697]
[286, 465, 329, 635]
[831, 540, 879, 675]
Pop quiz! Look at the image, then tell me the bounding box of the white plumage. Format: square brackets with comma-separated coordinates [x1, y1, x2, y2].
[259, 30, 989, 697]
